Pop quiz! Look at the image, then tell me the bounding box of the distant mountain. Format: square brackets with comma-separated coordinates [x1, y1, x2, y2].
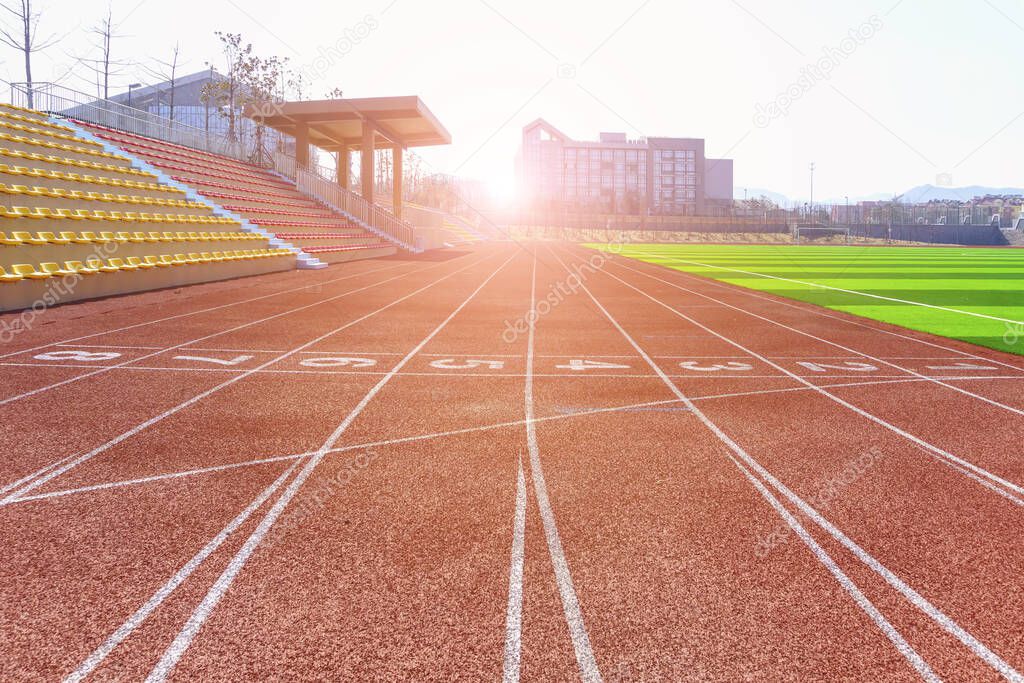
[897, 184, 1024, 203]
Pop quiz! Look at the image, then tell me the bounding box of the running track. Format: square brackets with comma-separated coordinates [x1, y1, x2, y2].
[1, 243, 1022, 681]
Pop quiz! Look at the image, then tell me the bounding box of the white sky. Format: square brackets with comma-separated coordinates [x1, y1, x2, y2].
[4, 0, 1023, 202]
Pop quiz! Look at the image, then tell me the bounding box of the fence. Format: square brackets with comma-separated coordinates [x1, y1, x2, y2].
[8, 81, 282, 166]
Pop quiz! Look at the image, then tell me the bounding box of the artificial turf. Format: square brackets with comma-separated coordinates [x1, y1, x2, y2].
[587, 243, 1024, 355]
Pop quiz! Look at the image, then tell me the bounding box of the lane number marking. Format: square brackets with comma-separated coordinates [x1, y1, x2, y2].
[34, 350, 122, 362]
[299, 356, 377, 368]
[429, 358, 505, 370]
[678, 361, 754, 372]
[555, 359, 632, 371]
[173, 354, 254, 366]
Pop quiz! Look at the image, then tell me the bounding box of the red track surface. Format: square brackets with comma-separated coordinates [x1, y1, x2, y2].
[1, 242, 1023, 681]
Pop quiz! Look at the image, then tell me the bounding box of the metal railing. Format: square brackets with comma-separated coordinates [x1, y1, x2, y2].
[8, 82, 284, 165]
[297, 167, 416, 249]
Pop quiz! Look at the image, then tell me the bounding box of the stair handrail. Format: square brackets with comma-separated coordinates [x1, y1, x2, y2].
[296, 166, 417, 250]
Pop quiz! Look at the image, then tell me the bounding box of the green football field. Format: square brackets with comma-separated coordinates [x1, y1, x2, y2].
[586, 243, 1024, 355]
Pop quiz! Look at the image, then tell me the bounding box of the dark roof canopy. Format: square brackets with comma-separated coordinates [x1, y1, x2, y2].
[245, 96, 451, 151]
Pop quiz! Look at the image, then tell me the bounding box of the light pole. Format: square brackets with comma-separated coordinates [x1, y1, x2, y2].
[127, 83, 141, 108]
[845, 195, 849, 226]
[809, 162, 815, 222]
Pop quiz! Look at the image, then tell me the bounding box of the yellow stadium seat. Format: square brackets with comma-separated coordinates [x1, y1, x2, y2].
[108, 257, 136, 271]
[200, 251, 216, 261]
[187, 252, 205, 263]
[78, 231, 106, 244]
[100, 231, 127, 243]
[58, 231, 78, 243]
[8, 206, 35, 218]
[0, 265, 23, 282]
[86, 258, 119, 273]
[65, 260, 98, 275]
[35, 231, 70, 245]
[41, 262, 77, 277]
[145, 255, 168, 268]
[127, 256, 153, 270]
[11, 263, 49, 279]
[0, 231, 23, 245]
[12, 230, 37, 244]
[171, 254, 188, 266]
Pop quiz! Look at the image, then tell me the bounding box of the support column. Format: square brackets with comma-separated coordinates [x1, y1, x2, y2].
[337, 148, 350, 190]
[294, 121, 309, 170]
[361, 122, 375, 203]
[392, 146, 403, 218]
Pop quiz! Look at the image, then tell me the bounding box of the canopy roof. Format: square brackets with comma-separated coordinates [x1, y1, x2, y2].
[246, 96, 451, 151]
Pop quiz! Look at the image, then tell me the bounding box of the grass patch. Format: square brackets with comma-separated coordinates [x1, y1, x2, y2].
[586, 243, 1024, 355]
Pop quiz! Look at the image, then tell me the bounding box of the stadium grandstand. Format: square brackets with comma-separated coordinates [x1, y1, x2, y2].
[0, 84, 456, 310]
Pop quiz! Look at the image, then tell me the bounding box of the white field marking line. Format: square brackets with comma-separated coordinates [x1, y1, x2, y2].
[608, 258, 1024, 418]
[614, 249, 1024, 374]
[0, 261, 413, 361]
[502, 451, 528, 683]
[0, 254, 494, 505]
[547, 248, 965, 682]
[22, 373, 1016, 508]
[63, 459, 303, 683]
[625, 253, 1023, 326]
[566, 246, 1024, 680]
[523, 251, 602, 682]
[0, 262, 434, 408]
[727, 448, 939, 682]
[593, 257, 1024, 508]
[143, 252, 518, 683]
[15, 361, 1018, 381]
[0, 453, 78, 496]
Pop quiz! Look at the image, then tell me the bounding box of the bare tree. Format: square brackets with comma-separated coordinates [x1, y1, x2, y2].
[0, 0, 59, 108]
[142, 42, 185, 121]
[73, 3, 130, 100]
[324, 86, 343, 99]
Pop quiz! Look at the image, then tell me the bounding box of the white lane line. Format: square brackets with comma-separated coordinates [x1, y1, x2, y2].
[502, 451, 528, 683]
[523, 252, 602, 682]
[0, 255, 490, 505]
[612, 249, 1024, 374]
[143, 252, 518, 682]
[626, 253, 1024, 326]
[5, 360, 1024, 384]
[5, 361, 1024, 383]
[561, 246, 1022, 681]
[0, 453, 78, 496]
[730, 452, 940, 682]
[0, 262, 418, 408]
[548, 247, 945, 682]
[63, 459, 303, 683]
[0, 261, 414, 361]
[19, 375, 1019, 508]
[609, 258, 1024, 418]
[596, 261, 1024, 507]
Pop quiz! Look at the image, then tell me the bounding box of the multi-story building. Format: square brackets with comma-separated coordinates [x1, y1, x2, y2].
[519, 118, 733, 216]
